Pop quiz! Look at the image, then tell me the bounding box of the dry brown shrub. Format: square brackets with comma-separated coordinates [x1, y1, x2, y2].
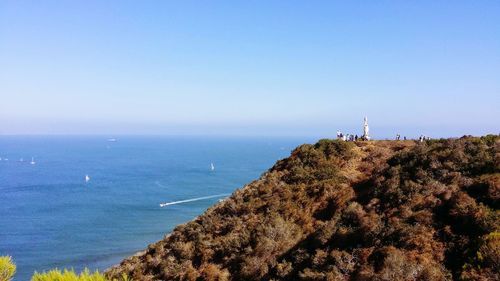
[200, 263, 229, 281]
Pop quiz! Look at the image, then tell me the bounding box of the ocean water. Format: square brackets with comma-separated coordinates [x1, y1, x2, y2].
[0, 136, 311, 280]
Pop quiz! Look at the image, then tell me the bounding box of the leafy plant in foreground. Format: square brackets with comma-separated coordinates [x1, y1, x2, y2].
[0, 256, 16, 281]
[31, 269, 130, 281]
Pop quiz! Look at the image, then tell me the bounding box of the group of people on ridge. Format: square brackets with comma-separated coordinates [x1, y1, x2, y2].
[395, 134, 407, 140]
[396, 134, 430, 141]
[336, 131, 359, 141]
[419, 135, 431, 142]
[337, 117, 370, 141]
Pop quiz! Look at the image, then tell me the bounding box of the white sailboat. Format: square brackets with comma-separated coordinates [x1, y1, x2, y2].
[210, 163, 215, 171]
[30, 157, 36, 165]
[85, 175, 90, 183]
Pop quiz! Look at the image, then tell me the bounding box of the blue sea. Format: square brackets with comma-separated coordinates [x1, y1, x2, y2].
[0, 136, 311, 280]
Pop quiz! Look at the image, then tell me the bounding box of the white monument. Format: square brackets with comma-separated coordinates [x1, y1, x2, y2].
[362, 117, 370, 140]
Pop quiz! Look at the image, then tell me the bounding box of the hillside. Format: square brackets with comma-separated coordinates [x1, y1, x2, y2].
[106, 136, 499, 281]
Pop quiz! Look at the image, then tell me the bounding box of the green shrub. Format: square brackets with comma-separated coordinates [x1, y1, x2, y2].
[0, 256, 16, 281]
[31, 269, 129, 281]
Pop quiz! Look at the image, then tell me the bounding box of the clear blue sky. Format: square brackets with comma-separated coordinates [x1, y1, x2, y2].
[1, 1, 498, 138]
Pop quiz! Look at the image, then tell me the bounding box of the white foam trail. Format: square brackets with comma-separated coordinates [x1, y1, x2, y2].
[159, 193, 230, 207]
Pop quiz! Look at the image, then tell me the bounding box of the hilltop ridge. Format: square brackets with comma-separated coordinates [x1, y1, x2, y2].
[107, 136, 499, 281]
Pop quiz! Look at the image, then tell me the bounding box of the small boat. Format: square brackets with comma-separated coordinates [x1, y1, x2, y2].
[210, 163, 215, 171]
[19, 158, 24, 162]
[107, 138, 117, 142]
[30, 157, 36, 165]
[85, 175, 90, 183]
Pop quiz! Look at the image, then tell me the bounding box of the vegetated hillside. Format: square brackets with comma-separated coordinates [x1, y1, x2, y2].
[107, 136, 499, 281]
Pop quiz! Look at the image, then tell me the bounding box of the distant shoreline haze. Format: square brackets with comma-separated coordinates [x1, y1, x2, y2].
[0, 127, 497, 140]
[0, 116, 498, 139]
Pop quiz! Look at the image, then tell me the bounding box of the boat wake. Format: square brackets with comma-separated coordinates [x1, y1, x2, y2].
[159, 193, 229, 207]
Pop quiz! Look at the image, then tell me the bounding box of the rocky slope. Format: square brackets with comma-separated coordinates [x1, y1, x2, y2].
[107, 136, 499, 281]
